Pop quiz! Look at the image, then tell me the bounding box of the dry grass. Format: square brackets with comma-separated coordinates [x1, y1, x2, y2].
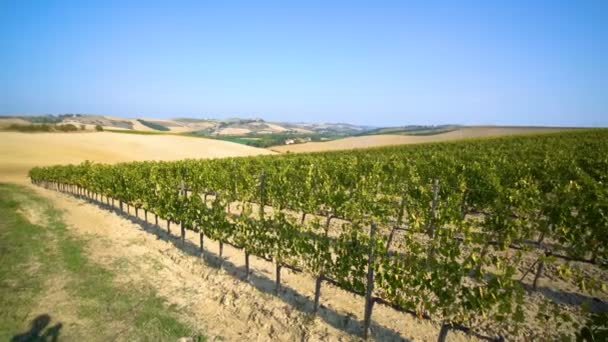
[0, 118, 31, 128]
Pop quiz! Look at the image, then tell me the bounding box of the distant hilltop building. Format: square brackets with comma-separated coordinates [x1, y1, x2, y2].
[284, 137, 311, 145]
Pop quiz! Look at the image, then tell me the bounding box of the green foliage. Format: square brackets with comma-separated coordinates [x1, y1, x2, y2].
[577, 312, 608, 341]
[106, 129, 170, 135]
[0, 185, 50, 338]
[21, 115, 64, 124]
[95, 124, 104, 131]
[5, 123, 79, 132]
[6, 123, 53, 132]
[136, 119, 170, 131]
[55, 124, 78, 132]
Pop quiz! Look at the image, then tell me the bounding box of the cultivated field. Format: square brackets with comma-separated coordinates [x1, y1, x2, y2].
[30, 130, 608, 341]
[0, 131, 274, 183]
[0, 129, 470, 340]
[272, 126, 567, 153]
[3, 128, 605, 341]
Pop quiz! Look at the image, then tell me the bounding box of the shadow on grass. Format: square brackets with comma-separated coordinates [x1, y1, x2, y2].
[11, 314, 62, 342]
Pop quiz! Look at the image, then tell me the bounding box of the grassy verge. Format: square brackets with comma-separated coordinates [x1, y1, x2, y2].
[0, 183, 204, 341]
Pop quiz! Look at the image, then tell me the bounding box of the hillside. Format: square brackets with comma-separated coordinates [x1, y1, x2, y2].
[0, 115, 577, 152]
[0, 131, 274, 183]
[0, 115, 370, 136]
[271, 126, 569, 153]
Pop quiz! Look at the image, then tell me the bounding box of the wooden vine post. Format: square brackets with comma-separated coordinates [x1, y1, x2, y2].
[533, 250, 551, 291]
[427, 179, 440, 238]
[244, 251, 250, 281]
[438, 323, 450, 342]
[363, 222, 377, 340]
[243, 172, 264, 281]
[385, 187, 408, 254]
[460, 188, 468, 220]
[259, 171, 281, 294]
[180, 181, 187, 246]
[259, 171, 266, 220]
[426, 179, 440, 261]
[275, 263, 282, 295]
[313, 275, 323, 313]
[199, 231, 204, 255]
[216, 238, 223, 268]
[313, 214, 333, 313]
[181, 223, 186, 246]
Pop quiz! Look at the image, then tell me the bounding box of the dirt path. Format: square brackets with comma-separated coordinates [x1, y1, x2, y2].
[1, 183, 200, 341]
[29, 185, 473, 342]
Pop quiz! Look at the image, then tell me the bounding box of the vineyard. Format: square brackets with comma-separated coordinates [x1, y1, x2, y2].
[29, 129, 608, 340]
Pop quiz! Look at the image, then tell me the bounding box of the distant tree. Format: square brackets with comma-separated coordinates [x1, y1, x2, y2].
[55, 124, 78, 132]
[6, 123, 52, 132]
[80, 124, 86, 130]
[95, 125, 104, 132]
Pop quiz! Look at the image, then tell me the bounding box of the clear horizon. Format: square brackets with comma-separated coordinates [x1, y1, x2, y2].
[1, 1, 607, 127]
[0, 113, 595, 129]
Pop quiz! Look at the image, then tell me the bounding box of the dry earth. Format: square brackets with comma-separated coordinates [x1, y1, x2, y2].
[0, 131, 274, 183]
[272, 127, 567, 153]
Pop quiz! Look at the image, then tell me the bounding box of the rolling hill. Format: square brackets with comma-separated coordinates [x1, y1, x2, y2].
[270, 126, 570, 153]
[1, 115, 372, 136]
[0, 131, 274, 183]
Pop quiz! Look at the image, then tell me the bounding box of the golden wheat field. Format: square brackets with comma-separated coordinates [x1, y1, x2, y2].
[0, 131, 274, 183]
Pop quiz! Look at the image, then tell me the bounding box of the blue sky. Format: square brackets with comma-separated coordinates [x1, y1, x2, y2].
[1, 0, 606, 127]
